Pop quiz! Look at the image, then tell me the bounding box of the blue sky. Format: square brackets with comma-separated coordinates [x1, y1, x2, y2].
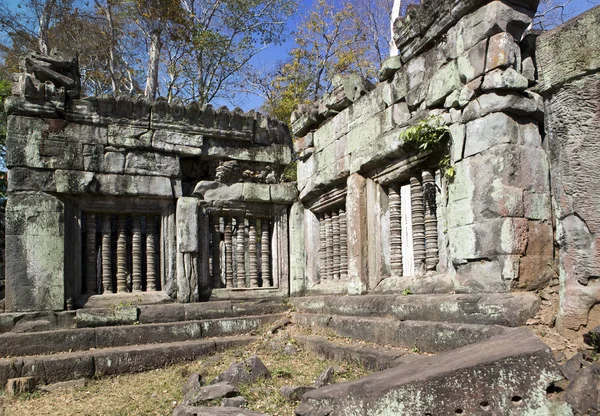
[236, 0, 600, 110]
[3, 0, 599, 110]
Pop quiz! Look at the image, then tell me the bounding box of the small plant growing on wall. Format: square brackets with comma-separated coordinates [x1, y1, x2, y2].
[399, 116, 454, 179]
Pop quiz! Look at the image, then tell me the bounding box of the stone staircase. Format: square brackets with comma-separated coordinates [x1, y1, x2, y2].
[0, 299, 289, 388]
[290, 292, 540, 353]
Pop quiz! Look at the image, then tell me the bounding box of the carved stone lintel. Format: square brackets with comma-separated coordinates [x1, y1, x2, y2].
[116, 216, 128, 293]
[261, 218, 271, 287]
[236, 216, 246, 288]
[132, 217, 142, 292]
[411, 176, 426, 271]
[389, 184, 403, 276]
[224, 217, 234, 288]
[248, 218, 259, 287]
[332, 210, 340, 280]
[85, 214, 97, 294]
[101, 214, 113, 294]
[422, 171, 439, 271]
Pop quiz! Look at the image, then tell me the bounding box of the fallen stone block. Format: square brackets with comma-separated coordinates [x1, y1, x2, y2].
[213, 355, 271, 386]
[183, 382, 239, 406]
[173, 405, 267, 416]
[6, 377, 36, 396]
[221, 396, 247, 408]
[295, 328, 568, 416]
[280, 386, 315, 402]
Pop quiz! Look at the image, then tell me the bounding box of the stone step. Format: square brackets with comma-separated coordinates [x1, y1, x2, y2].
[0, 314, 285, 357]
[295, 328, 570, 415]
[0, 335, 256, 388]
[0, 299, 289, 333]
[292, 313, 506, 353]
[291, 292, 539, 326]
[295, 335, 422, 371]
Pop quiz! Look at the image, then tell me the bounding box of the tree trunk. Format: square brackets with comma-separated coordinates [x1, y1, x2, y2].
[145, 30, 162, 100]
[38, 0, 57, 55]
[390, 0, 401, 56]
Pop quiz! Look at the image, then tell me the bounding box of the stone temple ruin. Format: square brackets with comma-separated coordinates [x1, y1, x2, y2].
[1, 0, 600, 414]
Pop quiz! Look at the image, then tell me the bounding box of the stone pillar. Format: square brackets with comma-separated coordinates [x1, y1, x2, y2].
[160, 205, 176, 298]
[422, 171, 439, 271]
[211, 216, 222, 288]
[4, 192, 65, 312]
[248, 218, 259, 288]
[116, 216, 128, 293]
[85, 214, 97, 294]
[261, 218, 271, 287]
[236, 216, 246, 288]
[131, 217, 142, 292]
[389, 184, 403, 276]
[325, 212, 333, 280]
[224, 217, 234, 288]
[290, 201, 307, 295]
[146, 216, 158, 291]
[101, 214, 113, 294]
[339, 208, 348, 280]
[347, 173, 368, 294]
[410, 176, 426, 273]
[176, 197, 199, 302]
[332, 210, 340, 280]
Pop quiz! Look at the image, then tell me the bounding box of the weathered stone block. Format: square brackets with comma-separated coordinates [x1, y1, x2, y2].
[102, 150, 125, 173]
[296, 328, 566, 416]
[481, 68, 528, 91]
[6, 377, 36, 396]
[485, 32, 520, 73]
[270, 183, 298, 203]
[537, 5, 600, 92]
[449, 123, 465, 163]
[457, 39, 487, 83]
[76, 307, 138, 328]
[125, 151, 180, 177]
[8, 168, 56, 192]
[462, 93, 538, 123]
[152, 129, 203, 155]
[107, 124, 152, 149]
[464, 112, 519, 157]
[241, 183, 271, 202]
[377, 55, 402, 82]
[177, 197, 199, 253]
[426, 61, 461, 107]
[346, 174, 368, 295]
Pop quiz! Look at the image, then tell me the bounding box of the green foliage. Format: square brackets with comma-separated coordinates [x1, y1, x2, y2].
[399, 116, 454, 179]
[401, 288, 412, 296]
[283, 160, 297, 182]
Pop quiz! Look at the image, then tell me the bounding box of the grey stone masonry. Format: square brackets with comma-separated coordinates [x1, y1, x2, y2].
[292, 0, 552, 296]
[537, 5, 600, 337]
[5, 52, 294, 312]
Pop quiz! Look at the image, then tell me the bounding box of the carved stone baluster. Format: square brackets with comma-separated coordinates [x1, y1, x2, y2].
[332, 210, 340, 280]
[411, 176, 426, 271]
[236, 216, 246, 288]
[389, 183, 403, 276]
[422, 171, 439, 271]
[319, 213, 327, 281]
[131, 217, 142, 292]
[85, 214, 97, 294]
[325, 212, 333, 280]
[339, 208, 348, 280]
[146, 216, 158, 291]
[248, 218, 259, 287]
[101, 214, 113, 294]
[116, 216, 128, 293]
[211, 216, 222, 288]
[224, 217, 234, 288]
[261, 218, 271, 287]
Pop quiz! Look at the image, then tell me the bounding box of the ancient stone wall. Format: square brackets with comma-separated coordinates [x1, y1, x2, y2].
[4, 54, 295, 312]
[536, 5, 600, 336]
[291, 0, 553, 296]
